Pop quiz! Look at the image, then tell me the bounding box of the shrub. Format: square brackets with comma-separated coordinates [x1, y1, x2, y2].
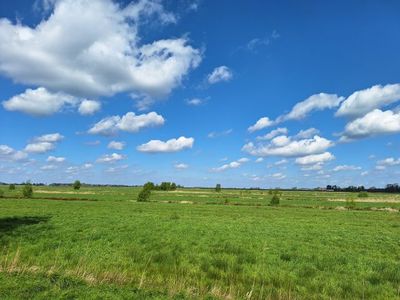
[22, 182, 33, 198]
[215, 184, 221, 192]
[358, 192, 368, 198]
[137, 187, 151, 202]
[270, 190, 281, 206]
[9, 184, 15, 190]
[73, 180, 81, 190]
[0, 189, 4, 198]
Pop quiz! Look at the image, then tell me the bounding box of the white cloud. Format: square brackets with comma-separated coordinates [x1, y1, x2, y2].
[25, 133, 64, 153]
[212, 157, 249, 172]
[186, 98, 205, 106]
[2, 87, 76, 116]
[333, 165, 361, 172]
[82, 163, 93, 169]
[295, 152, 335, 165]
[248, 117, 274, 132]
[106, 164, 129, 173]
[108, 141, 125, 150]
[295, 128, 320, 139]
[174, 163, 188, 170]
[257, 127, 288, 140]
[341, 109, 400, 141]
[277, 93, 343, 122]
[270, 135, 290, 147]
[0, 145, 28, 161]
[377, 157, 400, 166]
[0, 0, 201, 106]
[137, 136, 194, 153]
[336, 83, 400, 118]
[88, 111, 164, 135]
[78, 100, 101, 115]
[255, 157, 264, 163]
[47, 155, 65, 162]
[25, 142, 55, 153]
[271, 172, 286, 180]
[301, 164, 323, 171]
[34, 133, 64, 143]
[243, 135, 333, 157]
[96, 153, 124, 163]
[207, 129, 232, 138]
[274, 159, 288, 165]
[207, 66, 233, 84]
[40, 164, 57, 170]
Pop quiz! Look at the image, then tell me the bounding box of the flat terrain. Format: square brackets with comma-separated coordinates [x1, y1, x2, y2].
[0, 185, 399, 299]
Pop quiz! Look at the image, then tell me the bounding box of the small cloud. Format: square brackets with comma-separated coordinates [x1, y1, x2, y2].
[78, 100, 101, 115]
[108, 141, 125, 150]
[186, 98, 207, 106]
[332, 165, 362, 172]
[96, 153, 125, 163]
[174, 163, 189, 170]
[212, 157, 249, 172]
[248, 117, 274, 132]
[207, 66, 233, 84]
[207, 129, 233, 138]
[47, 156, 65, 163]
[137, 136, 194, 153]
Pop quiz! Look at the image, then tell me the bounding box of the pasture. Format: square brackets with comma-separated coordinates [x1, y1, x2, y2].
[0, 185, 399, 299]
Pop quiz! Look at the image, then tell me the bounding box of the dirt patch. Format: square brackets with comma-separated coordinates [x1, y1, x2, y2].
[180, 201, 193, 204]
[370, 207, 399, 212]
[328, 198, 400, 203]
[335, 206, 347, 211]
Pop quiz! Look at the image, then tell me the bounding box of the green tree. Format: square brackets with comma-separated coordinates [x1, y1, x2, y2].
[22, 182, 33, 198]
[143, 182, 155, 190]
[73, 180, 81, 190]
[9, 184, 15, 190]
[215, 184, 221, 192]
[171, 182, 177, 190]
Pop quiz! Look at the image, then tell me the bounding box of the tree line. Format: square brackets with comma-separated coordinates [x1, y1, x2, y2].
[326, 184, 400, 193]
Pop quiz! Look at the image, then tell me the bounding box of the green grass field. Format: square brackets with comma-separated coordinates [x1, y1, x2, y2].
[0, 185, 399, 299]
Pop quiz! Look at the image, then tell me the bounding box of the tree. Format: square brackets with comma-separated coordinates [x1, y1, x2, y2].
[22, 182, 33, 198]
[73, 180, 81, 190]
[171, 182, 177, 190]
[137, 186, 151, 202]
[9, 184, 15, 190]
[143, 182, 155, 190]
[215, 184, 221, 192]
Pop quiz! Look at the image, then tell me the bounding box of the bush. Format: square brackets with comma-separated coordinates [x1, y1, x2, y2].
[22, 182, 33, 198]
[270, 190, 281, 206]
[215, 184, 221, 192]
[73, 180, 81, 190]
[137, 187, 151, 202]
[0, 189, 4, 198]
[358, 192, 368, 198]
[9, 184, 15, 190]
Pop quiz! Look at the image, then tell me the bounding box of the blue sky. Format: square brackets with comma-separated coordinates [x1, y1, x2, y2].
[1, 0, 400, 188]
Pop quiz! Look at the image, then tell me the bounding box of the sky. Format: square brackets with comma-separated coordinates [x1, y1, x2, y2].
[1, 0, 400, 188]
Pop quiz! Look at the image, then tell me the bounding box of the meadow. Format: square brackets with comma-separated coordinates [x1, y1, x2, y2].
[0, 185, 399, 299]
